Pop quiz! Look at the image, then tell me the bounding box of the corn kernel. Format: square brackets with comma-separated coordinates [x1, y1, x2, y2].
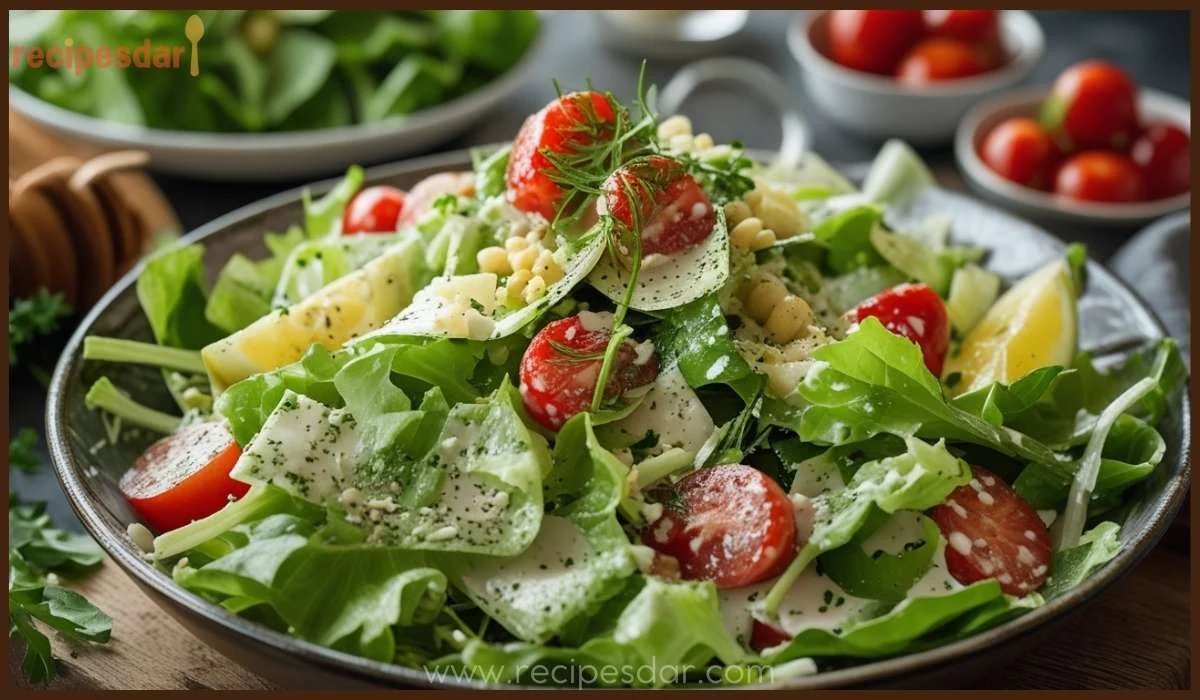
[505, 236, 529, 253]
[523, 275, 547, 304]
[476, 246, 511, 275]
[744, 189, 764, 209]
[744, 276, 787, 323]
[730, 217, 764, 249]
[751, 228, 777, 251]
[692, 132, 715, 151]
[533, 250, 564, 284]
[507, 269, 533, 297]
[765, 295, 813, 344]
[657, 115, 693, 140]
[509, 245, 538, 272]
[724, 200, 753, 226]
[668, 133, 693, 152]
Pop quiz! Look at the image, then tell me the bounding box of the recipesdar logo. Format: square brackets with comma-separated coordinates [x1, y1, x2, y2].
[9, 13, 204, 77]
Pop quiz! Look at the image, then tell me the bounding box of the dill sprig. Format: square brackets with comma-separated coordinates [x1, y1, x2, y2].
[543, 63, 660, 232]
[675, 141, 756, 204]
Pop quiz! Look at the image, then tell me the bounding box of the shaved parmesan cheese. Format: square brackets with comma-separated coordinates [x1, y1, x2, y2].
[588, 207, 730, 311]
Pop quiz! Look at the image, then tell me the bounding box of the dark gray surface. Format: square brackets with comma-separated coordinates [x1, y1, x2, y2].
[10, 8, 1191, 529]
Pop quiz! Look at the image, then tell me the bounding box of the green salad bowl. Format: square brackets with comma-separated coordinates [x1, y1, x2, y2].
[46, 149, 1190, 689]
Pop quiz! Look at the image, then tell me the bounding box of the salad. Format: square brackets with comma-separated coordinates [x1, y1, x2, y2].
[10, 10, 538, 132]
[81, 77, 1184, 688]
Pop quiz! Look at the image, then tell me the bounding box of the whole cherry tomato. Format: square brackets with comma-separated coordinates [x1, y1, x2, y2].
[342, 186, 405, 234]
[506, 91, 619, 221]
[1130, 122, 1190, 199]
[924, 9, 1000, 44]
[1054, 151, 1147, 203]
[980, 117, 1060, 190]
[896, 38, 989, 85]
[827, 10, 926, 76]
[1041, 60, 1141, 151]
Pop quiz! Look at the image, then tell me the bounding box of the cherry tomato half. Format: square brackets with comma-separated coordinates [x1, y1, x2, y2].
[120, 421, 247, 532]
[518, 313, 658, 431]
[1042, 60, 1141, 151]
[896, 38, 988, 85]
[980, 117, 1060, 190]
[342, 186, 405, 234]
[827, 10, 926, 76]
[642, 464, 798, 588]
[506, 91, 619, 221]
[599, 155, 715, 256]
[929, 466, 1052, 596]
[853, 283, 951, 376]
[1130, 122, 1190, 200]
[1054, 151, 1146, 203]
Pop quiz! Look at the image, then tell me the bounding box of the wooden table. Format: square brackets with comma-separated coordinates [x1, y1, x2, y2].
[10, 524, 1189, 690]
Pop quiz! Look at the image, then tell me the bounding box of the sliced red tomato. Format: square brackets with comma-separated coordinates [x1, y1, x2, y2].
[1130, 122, 1190, 200]
[518, 313, 658, 431]
[599, 155, 715, 256]
[342, 186, 405, 234]
[896, 38, 989, 85]
[750, 619, 793, 652]
[506, 91, 619, 221]
[827, 10, 926, 76]
[395, 172, 476, 228]
[1054, 151, 1146, 203]
[980, 117, 1060, 190]
[853, 283, 951, 376]
[924, 10, 1000, 45]
[642, 464, 798, 589]
[929, 466, 1051, 596]
[120, 421, 248, 533]
[1042, 60, 1141, 151]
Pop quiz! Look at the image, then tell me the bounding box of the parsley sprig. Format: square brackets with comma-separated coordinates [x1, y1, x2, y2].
[9, 494, 112, 684]
[9, 290, 72, 368]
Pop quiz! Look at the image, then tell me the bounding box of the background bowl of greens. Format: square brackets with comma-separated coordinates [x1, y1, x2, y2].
[46, 148, 1190, 689]
[8, 10, 541, 181]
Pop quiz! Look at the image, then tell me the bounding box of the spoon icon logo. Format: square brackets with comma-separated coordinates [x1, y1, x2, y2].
[184, 14, 204, 76]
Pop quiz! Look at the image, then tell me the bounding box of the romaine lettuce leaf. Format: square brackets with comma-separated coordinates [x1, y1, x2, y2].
[174, 513, 447, 662]
[136, 244, 225, 350]
[761, 580, 1001, 663]
[1041, 521, 1122, 599]
[763, 436, 970, 615]
[229, 382, 547, 556]
[443, 413, 634, 644]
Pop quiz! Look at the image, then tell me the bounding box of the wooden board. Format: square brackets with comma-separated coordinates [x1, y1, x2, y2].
[9, 535, 1189, 690]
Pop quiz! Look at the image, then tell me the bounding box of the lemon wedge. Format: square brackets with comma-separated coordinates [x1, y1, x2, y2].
[942, 256, 1077, 396]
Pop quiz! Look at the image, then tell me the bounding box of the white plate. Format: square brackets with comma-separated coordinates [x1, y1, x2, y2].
[955, 86, 1190, 230]
[8, 35, 542, 183]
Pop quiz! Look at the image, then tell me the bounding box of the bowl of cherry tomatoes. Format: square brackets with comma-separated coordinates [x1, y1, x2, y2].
[957, 60, 1190, 230]
[788, 9, 1044, 144]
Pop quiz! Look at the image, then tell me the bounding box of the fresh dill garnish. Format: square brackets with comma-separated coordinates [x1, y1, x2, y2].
[10, 290, 71, 367]
[675, 141, 756, 204]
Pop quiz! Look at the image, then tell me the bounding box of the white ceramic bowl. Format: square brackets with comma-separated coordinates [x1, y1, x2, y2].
[8, 35, 541, 183]
[788, 10, 1044, 145]
[956, 86, 1191, 230]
